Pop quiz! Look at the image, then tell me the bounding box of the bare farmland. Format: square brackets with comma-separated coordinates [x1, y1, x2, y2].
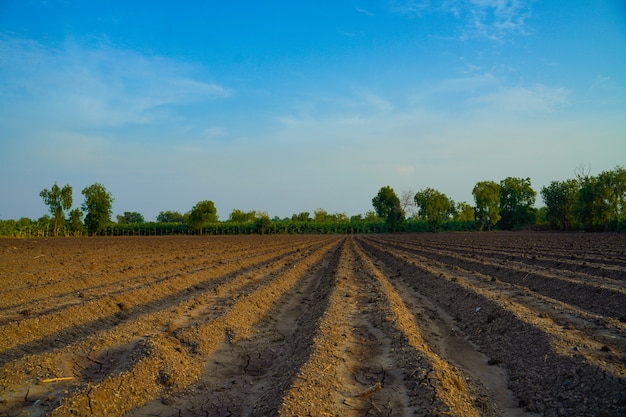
[0, 233, 625, 416]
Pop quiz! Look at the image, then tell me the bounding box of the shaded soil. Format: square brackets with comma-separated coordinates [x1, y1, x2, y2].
[0, 233, 624, 416]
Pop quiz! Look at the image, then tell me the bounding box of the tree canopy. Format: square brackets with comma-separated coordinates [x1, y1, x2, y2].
[4, 165, 626, 237]
[499, 177, 536, 229]
[39, 182, 72, 237]
[117, 212, 145, 224]
[372, 186, 405, 232]
[575, 166, 626, 230]
[188, 200, 218, 235]
[229, 209, 257, 223]
[156, 211, 185, 223]
[291, 212, 311, 222]
[413, 187, 454, 231]
[541, 180, 579, 230]
[454, 202, 475, 222]
[472, 181, 501, 231]
[81, 183, 114, 236]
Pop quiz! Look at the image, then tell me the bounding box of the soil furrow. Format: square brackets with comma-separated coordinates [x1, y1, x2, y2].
[384, 235, 626, 288]
[351, 239, 487, 417]
[48, 238, 342, 417]
[0, 236, 270, 292]
[0, 238, 333, 356]
[0, 236, 312, 316]
[0, 238, 335, 415]
[357, 236, 626, 417]
[390, 232, 626, 270]
[279, 238, 374, 416]
[128, 238, 345, 417]
[362, 237, 626, 376]
[402, 240, 626, 288]
[371, 236, 626, 319]
[282, 237, 485, 416]
[2, 233, 625, 417]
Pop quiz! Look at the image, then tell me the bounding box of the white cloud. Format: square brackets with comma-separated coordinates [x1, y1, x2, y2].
[389, 0, 431, 17]
[354, 89, 394, 113]
[468, 84, 569, 113]
[462, 0, 532, 40]
[355, 6, 375, 16]
[0, 36, 229, 129]
[390, 0, 533, 41]
[433, 73, 499, 93]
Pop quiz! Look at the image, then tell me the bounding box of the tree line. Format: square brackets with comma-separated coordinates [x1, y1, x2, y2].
[1, 166, 624, 237]
[371, 166, 626, 233]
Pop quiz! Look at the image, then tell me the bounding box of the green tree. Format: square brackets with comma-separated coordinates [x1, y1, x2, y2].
[36, 215, 53, 237]
[229, 209, 256, 223]
[39, 182, 73, 237]
[364, 211, 379, 222]
[156, 211, 185, 223]
[188, 200, 218, 235]
[454, 201, 475, 222]
[67, 208, 84, 236]
[599, 166, 626, 227]
[313, 208, 329, 222]
[117, 211, 145, 224]
[82, 183, 114, 236]
[472, 181, 501, 231]
[576, 166, 626, 230]
[372, 186, 405, 232]
[334, 212, 350, 223]
[576, 175, 605, 230]
[541, 179, 579, 230]
[413, 187, 455, 231]
[255, 213, 272, 234]
[499, 177, 536, 229]
[291, 212, 311, 222]
[16, 217, 34, 237]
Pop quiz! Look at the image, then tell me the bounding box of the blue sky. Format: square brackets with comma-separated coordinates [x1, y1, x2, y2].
[1, 1, 625, 221]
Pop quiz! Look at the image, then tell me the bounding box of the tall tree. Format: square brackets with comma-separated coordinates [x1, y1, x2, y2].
[454, 201, 475, 222]
[39, 182, 72, 236]
[599, 166, 626, 227]
[413, 187, 455, 231]
[576, 166, 626, 230]
[372, 186, 405, 232]
[229, 209, 256, 223]
[81, 183, 114, 236]
[313, 208, 330, 222]
[291, 212, 311, 222]
[255, 213, 272, 234]
[334, 212, 350, 223]
[400, 189, 416, 217]
[472, 181, 501, 231]
[499, 177, 536, 229]
[364, 211, 379, 222]
[117, 212, 145, 224]
[541, 179, 579, 230]
[156, 211, 185, 223]
[67, 208, 84, 236]
[188, 200, 217, 235]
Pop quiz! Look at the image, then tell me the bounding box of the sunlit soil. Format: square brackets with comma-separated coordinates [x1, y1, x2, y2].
[1, 233, 625, 416]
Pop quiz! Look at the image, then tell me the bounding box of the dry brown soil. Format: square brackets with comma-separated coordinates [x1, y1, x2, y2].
[0, 232, 624, 417]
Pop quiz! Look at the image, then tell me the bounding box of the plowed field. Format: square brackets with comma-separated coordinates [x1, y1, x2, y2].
[0, 233, 625, 417]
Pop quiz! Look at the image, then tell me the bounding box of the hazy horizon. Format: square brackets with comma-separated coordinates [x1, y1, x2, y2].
[1, 1, 625, 221]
